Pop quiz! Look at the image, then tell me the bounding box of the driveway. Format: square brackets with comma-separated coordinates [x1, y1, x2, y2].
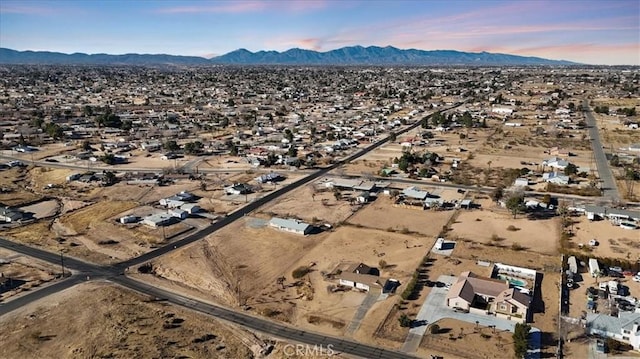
[401, 275, 540, 358]
[344, 291, 380, 336]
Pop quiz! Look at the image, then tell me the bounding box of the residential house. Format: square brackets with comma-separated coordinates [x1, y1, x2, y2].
[268, 217, 312, 235]
[180, 203, 200, 214]
[255, 172, 285, 184]
[338, 263, 385, 292]
[543, 157, 570, 170]
[446, 271, 530, 322]
[542, 172, 570, 185]
[169, 208, 188, 220]
[402, 186, 430, 200]
[356, 191, 371, 203]
[0, 207, 23, 223]
[514, 178, 529, 187]
[224, 183, 253, 195]
[159, 196, 185, 208]
[142, 213, 172, 228]
[587, 312, 640, 350]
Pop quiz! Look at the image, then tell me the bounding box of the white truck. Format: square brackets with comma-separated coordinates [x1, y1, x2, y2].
[589, 258, 600, 278]
[608, 280, 619, 295]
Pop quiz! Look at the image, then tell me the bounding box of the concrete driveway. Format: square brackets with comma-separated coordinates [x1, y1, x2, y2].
[401, 275, 540, 358]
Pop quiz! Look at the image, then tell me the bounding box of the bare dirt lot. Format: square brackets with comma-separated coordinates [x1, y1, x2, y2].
[347, 195, 454, 236]
[0, 282, 259, 359]
[450, 205, 561, 255]
[418, 318, 516, 359]
[568, 216, 640, 261]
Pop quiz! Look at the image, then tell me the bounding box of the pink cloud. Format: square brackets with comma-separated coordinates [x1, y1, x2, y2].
[155, 1, 268, 14]
[155, 0, 327, 14]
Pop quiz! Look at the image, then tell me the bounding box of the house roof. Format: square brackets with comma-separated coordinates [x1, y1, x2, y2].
[496, 288, 530, 308]
[269, 217, 310, 232]
[460, 271, 510, 298]
[402, 186, 429, 200]
[345, 262, 373, 275]
[447, 278, 476, 304]
[339, 272, 384, 288]
[588, 312, 640, 335]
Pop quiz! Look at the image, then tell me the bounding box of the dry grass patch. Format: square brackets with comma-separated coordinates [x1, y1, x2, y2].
[60, 200, 137, 233]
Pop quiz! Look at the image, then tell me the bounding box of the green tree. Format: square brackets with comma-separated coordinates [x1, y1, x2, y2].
[101, 153, 116, 165]
[564, 163, 578, 176]
[284, 129, 294, 143]
[102, 171, 117, 186]
[389, 131, 397, 142]
[44, 122, 64, 140]
[398, 314, 412, 328]
[506, 194, 525, 219]
[81, 140, 92, 151]
[461, 111, 473, 127]
[513, 323, 531, 358]
[287, 145, 298, 158]
[164, 140, 179, 152]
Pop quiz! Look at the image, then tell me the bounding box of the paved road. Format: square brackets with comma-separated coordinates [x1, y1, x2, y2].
[582, 99, 620, 201]
[114, 276, 420, 359]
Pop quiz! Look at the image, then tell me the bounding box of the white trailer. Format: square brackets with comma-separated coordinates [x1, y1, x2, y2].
[568, 256, 578, 274]
[589, 258, 600, 278]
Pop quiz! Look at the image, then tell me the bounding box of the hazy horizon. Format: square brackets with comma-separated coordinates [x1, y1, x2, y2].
[1, 0, 638, 66]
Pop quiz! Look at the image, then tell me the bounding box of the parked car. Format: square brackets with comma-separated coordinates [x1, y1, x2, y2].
[589, 239, 599, 246]
[609, 271, 624, 278]
[609, 266, 623, 273]
[633, 275, 640, 282]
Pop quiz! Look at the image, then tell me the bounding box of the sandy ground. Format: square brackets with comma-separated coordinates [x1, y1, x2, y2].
[258, 184, 358, 224]
[0, 247, 59, 303]
[347, 195, 454, 236]
[569, 216, 640, 261]
[0, 282, 259, 359]
[418, 318, 516, 359]
[450, 205, 561, 255]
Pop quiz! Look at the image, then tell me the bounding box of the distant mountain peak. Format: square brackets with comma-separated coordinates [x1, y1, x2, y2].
[0, 46, 579, 66]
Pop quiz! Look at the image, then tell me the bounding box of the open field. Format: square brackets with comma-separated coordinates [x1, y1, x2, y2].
[450, 205, 561, 255]
[418, 318, 515, 359]
[0, 282, 259, 359]
[567, 216, 640, 261]
[347, 195, 453, 235]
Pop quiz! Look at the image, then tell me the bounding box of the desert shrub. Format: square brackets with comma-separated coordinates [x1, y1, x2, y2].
[506, 225, 520, 231]
[511, 243, 526, 251]
[398, 313, 412, 328]
[430, 324, 441, 334]
[292, 266, 311, 279]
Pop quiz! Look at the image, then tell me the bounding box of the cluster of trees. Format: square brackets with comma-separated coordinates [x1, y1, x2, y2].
[183, 141, 204, 155]
[618, 107, 637, 117]
[593, 106, 610, 114]
[393, 150, 440, 173]
[420, 111, 486, 129]
[94, 108, 131, 129]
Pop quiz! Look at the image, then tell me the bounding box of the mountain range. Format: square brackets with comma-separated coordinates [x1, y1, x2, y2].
[0, 46, 577, 66]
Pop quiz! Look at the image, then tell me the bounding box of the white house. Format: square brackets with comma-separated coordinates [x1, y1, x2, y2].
[402, 186, 429, 200]
[587, 312, 640, 350]
[542, 172, 570, 185]
[142, 213, 172, 228]
[159, 197, 185, 208]
[514, 178, 529, 187]
[543, 157, 570, 170]
[492, 107, 514, 116]
[337, 263, 384, 292]
[119, 215, 137, 224]
[268, 217, 312, 235]
[169, 209, 188, 220]
[180, 203, 200, 214]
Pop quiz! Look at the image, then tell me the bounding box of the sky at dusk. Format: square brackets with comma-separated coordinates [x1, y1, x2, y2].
[1, 0, 638, 65]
